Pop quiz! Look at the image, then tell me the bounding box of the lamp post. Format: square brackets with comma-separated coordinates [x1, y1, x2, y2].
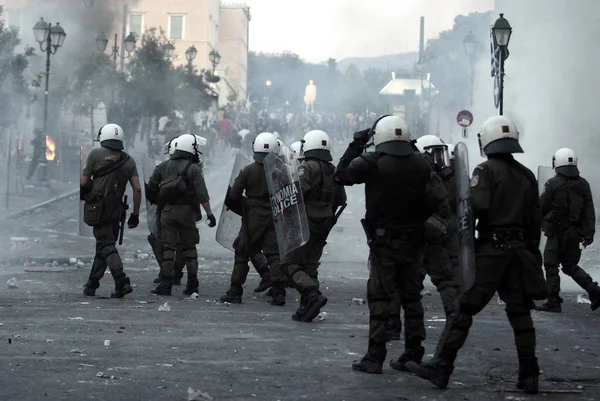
[492, 13, 512, 116]
[162, 42, 176, 59]
[185, 45, 197, 74]
[209, 49, 221, 73]
[33, 18, 66, 183]
[96, 31, 136, 68]
[463, 30, 477, 108]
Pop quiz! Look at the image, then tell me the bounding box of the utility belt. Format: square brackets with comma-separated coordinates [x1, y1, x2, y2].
[478, 229, 525, 251]
[366, 222, 422, 249]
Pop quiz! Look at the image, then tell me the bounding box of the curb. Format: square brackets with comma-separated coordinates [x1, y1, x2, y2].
[1, 255, 95, 266]
[4, 189, 79, 220]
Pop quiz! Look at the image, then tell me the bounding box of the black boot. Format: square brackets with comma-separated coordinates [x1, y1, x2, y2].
[83, 280, 99, 296]
[183, 275, 199, 296]
[111, 277, 133, 299]
[534, 296, 562, 313]
[386, 315, 402, 341]
[517, 357, 539, 394]
[589, 288, 600, 311]
[151, 277, 172, 296]
[220, 285, 243, 303]
[270, 284, 286, 306]
[292, 294, 308, 321]
[352, 341, 387, 374]
[153, 276, 162, 284]
[390, 346, 425, 372]
[405, 358, 454, 389]
[302, 289, 327, 322]
[254, 276, 273, 293]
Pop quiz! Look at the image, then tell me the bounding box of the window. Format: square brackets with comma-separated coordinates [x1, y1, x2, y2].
[128, 14, 144, 39]
[169, 15, 184, 40]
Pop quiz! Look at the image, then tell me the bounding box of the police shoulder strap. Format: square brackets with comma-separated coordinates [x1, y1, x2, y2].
[93, 152, 131, 179]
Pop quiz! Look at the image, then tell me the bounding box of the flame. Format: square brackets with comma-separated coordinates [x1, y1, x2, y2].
[45, 135, 56, 161]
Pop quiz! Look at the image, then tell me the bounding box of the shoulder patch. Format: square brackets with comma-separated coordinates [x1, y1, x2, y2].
[475, 165, 485, 171]
[470, 175, 479, 187]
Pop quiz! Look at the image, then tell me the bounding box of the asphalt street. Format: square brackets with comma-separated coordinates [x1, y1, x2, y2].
[0, 149, 599, 400]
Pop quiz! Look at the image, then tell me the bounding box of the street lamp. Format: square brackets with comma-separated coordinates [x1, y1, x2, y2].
[492, 13, 512, 115]
[208, 49, 221, 73]
[96, 31, 136, 67]
[185, 45, 197, 73]
[162, 42, 175, 58]
[33, 18, 66, 183]
[463, 30, 477, 107]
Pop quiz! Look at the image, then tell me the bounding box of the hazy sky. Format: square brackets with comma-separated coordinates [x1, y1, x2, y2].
[244, 0, 495, 62]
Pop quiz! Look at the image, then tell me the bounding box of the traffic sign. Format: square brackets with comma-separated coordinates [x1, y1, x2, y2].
[457, 110, 474, 128]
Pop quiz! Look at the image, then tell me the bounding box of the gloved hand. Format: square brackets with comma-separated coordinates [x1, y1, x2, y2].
[207, 214, 217, 228]
[127, 213, 139, 229]
[582, 237, 593, 247]
[352, 129, 371, 148]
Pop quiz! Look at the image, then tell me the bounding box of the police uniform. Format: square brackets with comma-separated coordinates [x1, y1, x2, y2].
[284, 156, 347, 322]
[406, 116, 545, 394]
[82, 146, 138, 298]
[149, 230, 186, 285]
[147, 151, 210, 295]
[335, 116, 449, 374]
[537, 164, 600, 311]
[227, 161, 285, 304]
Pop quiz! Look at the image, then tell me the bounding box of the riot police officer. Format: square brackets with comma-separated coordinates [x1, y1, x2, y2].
[81, 124, 141, 298]
[290, 141, 304, 161]
[414, 135, 459, 319]
[220, 132, 286, 305]
[146, 134, 216, 296]
[283, 130, 347, 322]
[406, 116, 545, 395]
[334, 116, 449, 374]
[536, 148, 600, 312]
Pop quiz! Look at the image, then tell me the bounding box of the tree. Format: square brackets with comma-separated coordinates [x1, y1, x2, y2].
[0, 16, 35, 130]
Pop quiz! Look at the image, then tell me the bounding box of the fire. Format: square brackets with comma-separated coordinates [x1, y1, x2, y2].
[45, 135, 56, 161]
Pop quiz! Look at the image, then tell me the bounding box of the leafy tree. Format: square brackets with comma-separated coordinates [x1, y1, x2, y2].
[0, 16, 35, 130]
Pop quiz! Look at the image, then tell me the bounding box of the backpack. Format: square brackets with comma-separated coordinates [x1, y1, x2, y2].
[158, 161, 193, 205]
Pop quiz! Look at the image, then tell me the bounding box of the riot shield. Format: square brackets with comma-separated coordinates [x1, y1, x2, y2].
[142, 154, 160, 235]
[215, 153, 252, 251]
[263, 152, 310, 257]
[79, 145, 94, 237]
[454, 142, 476, 293]
[537, 166, 554, 252]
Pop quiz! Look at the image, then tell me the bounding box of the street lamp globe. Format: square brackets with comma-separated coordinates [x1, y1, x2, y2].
[265, 80, 272, 87]
[33, 18, 49, 44]
[162, 42, 175, 58]
[50, 23, 66, 48]
[96, 31, 109, 52]
[185, 45, 197, 62]
[209, 49, 217, 65]
[463, 30, 477, 56]
[214, 51, 221, 65]
[492, 13, 512, 47]
[124, 32, 137, 53]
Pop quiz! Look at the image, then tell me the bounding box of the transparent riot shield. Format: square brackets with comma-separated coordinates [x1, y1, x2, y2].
[537, 166, 554, 252]
[142, 154, 160, 235]
[263, 152, 310, 257]
[215, 153, 252, 251]
[454, 142, 476, 293]
[79, 145, 94, 237]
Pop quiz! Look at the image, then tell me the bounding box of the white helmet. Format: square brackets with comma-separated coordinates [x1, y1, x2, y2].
[173, 133, 200, 155]
[302, 130, 332, 161]
[252, 132, 278, 163]
[415, 135, 449, 167]
[97, 123, 124, 150]
[290, 141, 303, 160]
[415, 135, 445, 153]
[164, 137, 178, 155]
[553, 148, 577, 169]
[276, 139, 284, 156]
[478, 115, 523, 156]
[372, 116, 413, 156]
